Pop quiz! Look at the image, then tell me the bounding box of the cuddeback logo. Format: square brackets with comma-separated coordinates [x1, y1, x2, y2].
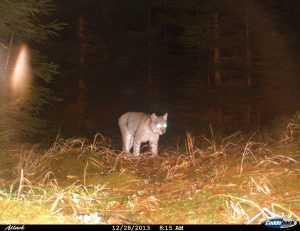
[262, 218, 299, 229]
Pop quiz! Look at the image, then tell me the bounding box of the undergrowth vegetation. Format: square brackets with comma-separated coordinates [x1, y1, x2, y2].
[0, 125, 299, 224]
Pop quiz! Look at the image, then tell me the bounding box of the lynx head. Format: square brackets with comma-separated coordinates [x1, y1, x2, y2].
[150, 113, 168, 135]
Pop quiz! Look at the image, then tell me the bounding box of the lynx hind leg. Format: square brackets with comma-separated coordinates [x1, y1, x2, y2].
[132, 138, 140, 156]
[129, 137, 133, 151]
[121, 128, 132, 154]
[119, 115, 131, 154]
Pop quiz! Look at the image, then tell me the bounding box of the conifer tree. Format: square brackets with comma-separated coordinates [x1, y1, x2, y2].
[0, 0, 64, 144]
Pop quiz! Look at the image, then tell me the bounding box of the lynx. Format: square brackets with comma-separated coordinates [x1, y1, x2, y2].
[118, 112, 168, 156]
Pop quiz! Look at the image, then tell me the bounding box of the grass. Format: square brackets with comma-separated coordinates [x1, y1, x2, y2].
[0, 130, 299, 224]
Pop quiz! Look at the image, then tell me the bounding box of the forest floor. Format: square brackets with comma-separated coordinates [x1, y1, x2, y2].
[0, 131, 299, 224]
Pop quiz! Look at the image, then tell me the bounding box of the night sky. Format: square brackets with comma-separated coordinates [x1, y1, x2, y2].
[41, 0, 300, 141]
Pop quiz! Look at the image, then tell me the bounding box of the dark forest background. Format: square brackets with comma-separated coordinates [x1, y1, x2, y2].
[2, 0, 300, 143]
[1, 1, 300, 224]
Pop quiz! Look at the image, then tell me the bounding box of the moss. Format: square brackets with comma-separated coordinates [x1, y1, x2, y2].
[0, 199, 74, 224]
[86, 172, 143, 188]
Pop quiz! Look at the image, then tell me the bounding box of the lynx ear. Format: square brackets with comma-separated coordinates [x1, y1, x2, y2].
[151, 113, 157, 121]
[163, 113, 168, 120]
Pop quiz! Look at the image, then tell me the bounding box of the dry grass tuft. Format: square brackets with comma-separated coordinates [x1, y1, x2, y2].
[0, 131, 299, 224]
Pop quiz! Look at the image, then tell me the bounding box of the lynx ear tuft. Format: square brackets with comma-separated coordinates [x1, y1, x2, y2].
[151, 113, 157, 121]
[163, 113, 168, 120]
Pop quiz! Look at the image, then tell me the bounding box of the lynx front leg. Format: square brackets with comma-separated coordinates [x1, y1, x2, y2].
[150, 137, 159, 155]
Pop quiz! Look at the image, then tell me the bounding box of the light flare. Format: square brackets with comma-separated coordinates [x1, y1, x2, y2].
[11, 45, 31, 95]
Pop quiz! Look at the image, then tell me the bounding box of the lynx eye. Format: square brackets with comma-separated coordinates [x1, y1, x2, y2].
[163, 124, 167, 128]
[156, 124, 162, 128]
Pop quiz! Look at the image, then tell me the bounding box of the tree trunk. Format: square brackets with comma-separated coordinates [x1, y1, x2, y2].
[147, 5, 152, 97]
[5, 34, 14, 72]
[212, 13, 221, 86]
[76, 15, 87, 115]
[246, 0, 252, 87]
[212, 12, 223, 126]
[245, 0, 253, 125]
